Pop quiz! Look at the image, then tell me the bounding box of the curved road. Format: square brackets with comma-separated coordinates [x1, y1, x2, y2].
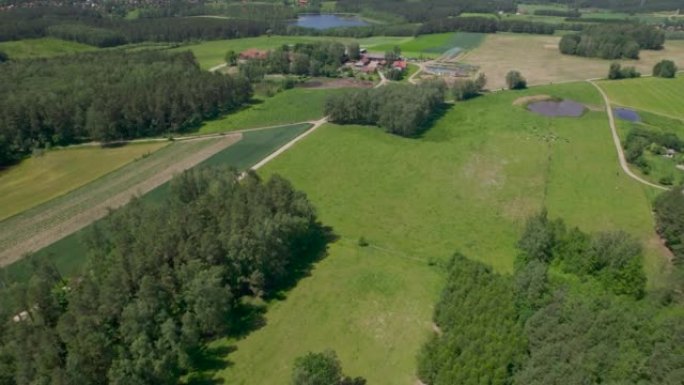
[587, 80, 668, 191]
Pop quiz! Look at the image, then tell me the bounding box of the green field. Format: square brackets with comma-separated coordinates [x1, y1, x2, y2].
[598, 76, 684, 121]
[199, 82, 668, 384]
[1, 124, 311, 284]
[0, 38, 95, 59]
[198, 88, 341, 133]
[368, 32, 485, 59]
[0, 142, 167, 221]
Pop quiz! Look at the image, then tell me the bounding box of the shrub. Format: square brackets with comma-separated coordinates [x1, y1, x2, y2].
[653, 60, 678, 78]
[608, 63, 641, 79]
[452, 73, 486, 101]
[505, 70, 527, 90]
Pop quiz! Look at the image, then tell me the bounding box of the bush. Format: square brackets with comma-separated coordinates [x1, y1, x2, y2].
[0, 51, 7, 63]
[608, 63, 641, 79]
[505, 70, 527, 90]
[452, 73, 486, 101]
[653, 60, 678, 78]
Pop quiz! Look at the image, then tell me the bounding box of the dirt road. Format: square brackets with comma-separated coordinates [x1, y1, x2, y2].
[587, 80, 668, 191]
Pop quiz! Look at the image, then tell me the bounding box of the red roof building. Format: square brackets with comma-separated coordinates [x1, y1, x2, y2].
[239, 48, 269, 60]
[392, 60, 407, 70]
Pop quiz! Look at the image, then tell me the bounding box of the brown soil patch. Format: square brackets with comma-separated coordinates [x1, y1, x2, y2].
[513, 94, 552, 106]
[297, 78, 374, 89]
[0, 134, 241, 267]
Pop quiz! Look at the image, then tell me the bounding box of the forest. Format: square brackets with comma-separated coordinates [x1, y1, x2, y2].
[0, 166, 329, 385]
[0, 50, 252, 167]
[559, 24, 665, 59]
[324, 82, 446, 137]
[417, 211, 683, 385]
[654, 187, 684, 265]
[335, 0, 516, 23]
[417, 16, 558, 35]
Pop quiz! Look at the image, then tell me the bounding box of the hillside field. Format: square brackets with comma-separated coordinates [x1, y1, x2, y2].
[0, 37, 95, 59]
[463, 34, 684, 89]
[198, 88, 343, 133]
[598, 76, 684, 121]
[0, 142, 167, 221]
[199, 82, 669, 385]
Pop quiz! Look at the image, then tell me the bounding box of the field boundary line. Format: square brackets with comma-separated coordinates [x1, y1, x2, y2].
[587, 80, 668, 191]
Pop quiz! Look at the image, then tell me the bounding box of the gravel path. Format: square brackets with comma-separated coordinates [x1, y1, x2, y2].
[0, 134, 241, 267]
[587, 80, 668, 191]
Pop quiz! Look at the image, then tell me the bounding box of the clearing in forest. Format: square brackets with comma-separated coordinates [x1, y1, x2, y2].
[463, 34, 684, 89]
[0, 135, 241, 267]
[0, 142, 167, 221]
[201, 82, 668, 385]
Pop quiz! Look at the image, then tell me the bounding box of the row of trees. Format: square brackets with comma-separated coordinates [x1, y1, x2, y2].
[607, 63, 641, 79]
[559, 24, 665, 59]
[324, 82, 446, 137]
[0, 50, 252, 166]
[417, 211, 683, 384]
[0, 166, 328, 385]
[335, 0, 515, 23]
[0, 7, 271, 46]
[417, 16, 557, 35]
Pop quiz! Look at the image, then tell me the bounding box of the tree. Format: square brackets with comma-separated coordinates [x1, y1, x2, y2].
[0, 51, 7, 63]
[225, 50, 238, 66]
[292, 350, 343, 385]
[505, 70, 527, 89]
[347, 42, 360, 61]
[653, 60, 677, 78]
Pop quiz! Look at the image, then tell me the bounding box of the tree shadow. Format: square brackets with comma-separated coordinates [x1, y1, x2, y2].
[413, 102, 454, 139]
[186, 345, 235, 385]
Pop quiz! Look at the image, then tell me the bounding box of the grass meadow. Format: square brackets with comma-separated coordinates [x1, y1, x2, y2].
[1, 124, 311, 284]
[369, 32, 484, 59]
[463, 34, 684, 89]
[198, 88, 342, 133]
[0, 142, 167, 221]
[0, 37, 95, 59]
[200, 82, 669, 385]
[598, 76, 684, 120]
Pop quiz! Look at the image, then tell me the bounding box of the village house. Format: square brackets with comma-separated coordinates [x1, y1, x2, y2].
[239, 48, 268, 61]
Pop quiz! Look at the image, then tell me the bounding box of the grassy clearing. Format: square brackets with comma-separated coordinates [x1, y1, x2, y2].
[198, 88, 342, 133]
[205, 82, 667, 384]
[368, 32, 484, 59]
[597, 76, 684, 120]
[2, 124, 312, 284]
[463, 34, 684, 89]
[0, 38, 95, 59]
[0, 142, 167, 221]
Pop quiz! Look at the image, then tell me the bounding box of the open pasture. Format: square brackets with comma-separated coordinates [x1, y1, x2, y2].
[198, 88, 343, 134]
[0, 38, 95, 59]
[463, 34, 684, 89]
[597, 76, 684, 121]
[204, 82, 668, 385]
[0, 142, 167, 221]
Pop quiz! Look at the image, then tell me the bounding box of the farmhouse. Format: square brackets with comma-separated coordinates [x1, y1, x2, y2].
[392, 60, 407, 71]
[239, 48, 268, 60]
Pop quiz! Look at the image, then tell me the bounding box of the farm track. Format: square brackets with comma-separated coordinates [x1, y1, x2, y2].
[587, 80, 668, 191]
[0, 134, 241, 267]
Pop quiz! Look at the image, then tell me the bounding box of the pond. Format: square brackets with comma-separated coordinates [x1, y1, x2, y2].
[614, 107, 640, 122]
[527, 100, 586, 117]
[292, 14, 370, 30]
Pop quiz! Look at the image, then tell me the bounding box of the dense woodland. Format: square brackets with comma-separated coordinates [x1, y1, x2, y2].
[0, 50, 251, 167]
[325, 82, 446, 137]
[335, 0, 515, 23]
[417, 16, 559, 35]
[418, 211, 683, 385]
[654, 187, 684, 265]
[0, 166, 328, 385]
[559, 24, 665, 59]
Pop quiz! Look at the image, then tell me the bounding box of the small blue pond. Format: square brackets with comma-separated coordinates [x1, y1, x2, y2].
[614, 107, 641, 122]
[527, 100, 586, 117]
[292, 14, 370, 30]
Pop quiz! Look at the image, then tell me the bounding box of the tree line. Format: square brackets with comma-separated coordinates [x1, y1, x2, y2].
[0, 166, 329, 385]
[335, 0, 515, 23]
[0, 50, 252, 167]
[654, 187, 684, 266]
[559, 24, 665, 59]
[0, 7, 272, 46]
[417, 16, 558, 35]
[417, 211, 683, 384]
[324, 82, 446, 137]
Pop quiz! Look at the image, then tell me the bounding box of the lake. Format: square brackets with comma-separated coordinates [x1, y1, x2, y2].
[292, 14, 370, 30]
